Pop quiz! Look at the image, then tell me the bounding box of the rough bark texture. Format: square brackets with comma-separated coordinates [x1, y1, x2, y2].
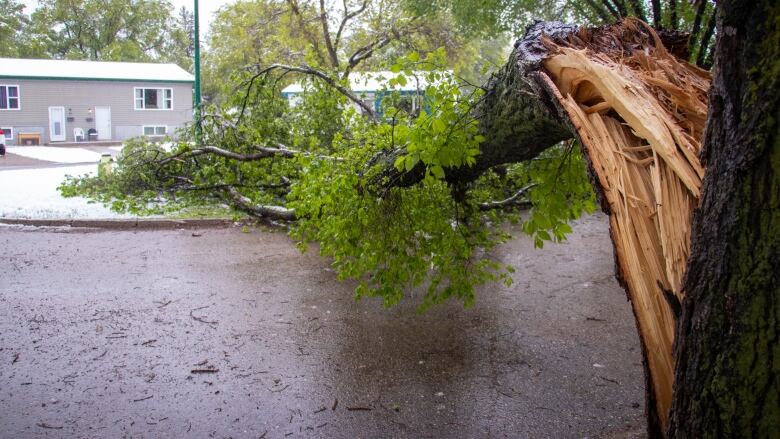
[668, 0, 780, 436]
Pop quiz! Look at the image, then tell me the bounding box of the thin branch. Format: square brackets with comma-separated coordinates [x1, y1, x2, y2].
[334, 0, 368, 53]
[158, 145, 296, 166]
[478, 184, 537, 211]
[224, 186, 297, 221]
[343, 29, 398, 78]
[285, 0, 328, 66]
[254, 63, 378, 121]
[668, 0, 678, 30]
[583, 0, 613, 23]
[689, 0, 708, 45]
[318, 0, 340, 68]
[599, 0, 622, 19]
[651, 0, 662, 28]
[609, 0, 628, 18]
[626, 0, 647, 22]
[696, 4, 717, 67]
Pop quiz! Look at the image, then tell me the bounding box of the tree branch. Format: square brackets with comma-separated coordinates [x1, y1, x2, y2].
[158, 145, 297, 166]
[318, 0, 340, 68]
[626, 0, 647, 22]
[600, 0, 622, 20]
[224, 186, 296, 221]
[610, 0, 629, 18]
[367, 23, 575, 191]
[334, 0, 368, 54]
[343, 27, 400, 79]
[689, 0, 708, 45]
[696, 4, 717, 67]
[583, 0, 613, 23]
[254, 63, 378, 120]
[651, 0, 662, 28]
[478, 184, 537, 211]
[668, 0, 678, 30]
[285, 0, 328, 67]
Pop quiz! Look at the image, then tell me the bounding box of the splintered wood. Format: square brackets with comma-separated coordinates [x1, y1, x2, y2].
[541, 20, 710, 424]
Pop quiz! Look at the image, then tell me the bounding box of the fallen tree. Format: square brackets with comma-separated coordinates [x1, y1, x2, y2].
[61, 2, 778, 435]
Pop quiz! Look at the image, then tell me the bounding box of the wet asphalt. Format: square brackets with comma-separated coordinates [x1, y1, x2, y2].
[0, 213, 645, 438]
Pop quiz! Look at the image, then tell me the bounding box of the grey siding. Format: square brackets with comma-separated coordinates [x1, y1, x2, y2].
[0, 79, 193, 144]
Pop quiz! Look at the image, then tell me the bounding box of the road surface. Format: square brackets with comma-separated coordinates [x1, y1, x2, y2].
[0, 214, 645, 438]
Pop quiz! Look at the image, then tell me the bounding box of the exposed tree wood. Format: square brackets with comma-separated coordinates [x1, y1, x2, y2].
[506, 18, 711, 431]
[371, 24, 712, 429]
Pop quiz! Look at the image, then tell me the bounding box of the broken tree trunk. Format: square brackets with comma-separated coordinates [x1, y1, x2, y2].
[535, 19, 710, 432]
[376, 19, 711, 433]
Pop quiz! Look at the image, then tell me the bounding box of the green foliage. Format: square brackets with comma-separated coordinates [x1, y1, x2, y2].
[0, 0, 28, 57]
[61, 47, 594, 310]
[7, 0, 193, 63]
[288, 52, 514, 310]
[517, 143, 597, 248]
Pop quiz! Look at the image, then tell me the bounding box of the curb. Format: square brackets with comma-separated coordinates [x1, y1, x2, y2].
[0, 218, 236, 230]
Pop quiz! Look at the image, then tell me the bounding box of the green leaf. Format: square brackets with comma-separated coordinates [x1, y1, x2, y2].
[430, 165, 445, 179]
[432, 118, 446, 134]
[405, 155, 419, 171]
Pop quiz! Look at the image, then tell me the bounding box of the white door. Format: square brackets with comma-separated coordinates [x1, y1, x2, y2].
[48, 106, 66, 142]
[95, 107, 112, 140]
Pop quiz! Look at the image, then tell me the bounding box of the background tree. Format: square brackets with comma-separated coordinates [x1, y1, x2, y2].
[27, 0, 174, 61]
[410, 0, 718, 68]
[203, 0, 511, 101]
[0, 0, 28, 57]
[163, 6, 195, 72]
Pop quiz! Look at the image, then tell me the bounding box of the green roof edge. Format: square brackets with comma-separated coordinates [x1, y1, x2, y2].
[0, 75, 194, 84]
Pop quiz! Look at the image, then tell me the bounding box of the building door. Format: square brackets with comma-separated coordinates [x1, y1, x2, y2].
[48, 106, 66, 142]
[95, 107, 112, 140]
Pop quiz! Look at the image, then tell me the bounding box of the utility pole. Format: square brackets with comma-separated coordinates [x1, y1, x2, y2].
[193, 0, 202, 144]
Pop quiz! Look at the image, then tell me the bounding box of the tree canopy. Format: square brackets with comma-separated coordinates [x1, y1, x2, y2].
[4, 0, 193, 65]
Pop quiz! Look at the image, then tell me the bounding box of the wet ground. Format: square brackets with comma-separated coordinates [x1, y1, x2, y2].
[0, 214, 646, 438]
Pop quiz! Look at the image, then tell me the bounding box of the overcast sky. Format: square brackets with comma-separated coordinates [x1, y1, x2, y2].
[22, 0, 235, 34]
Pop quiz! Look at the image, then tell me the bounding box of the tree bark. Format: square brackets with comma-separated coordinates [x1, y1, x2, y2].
[369, 23, 573, 189]
[667, 0, 780, 436]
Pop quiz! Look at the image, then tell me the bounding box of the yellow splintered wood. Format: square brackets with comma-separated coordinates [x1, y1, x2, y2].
[542, 31, 709, 426]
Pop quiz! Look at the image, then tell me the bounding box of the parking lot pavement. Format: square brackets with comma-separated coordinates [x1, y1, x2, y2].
[0, 214, 646, 438]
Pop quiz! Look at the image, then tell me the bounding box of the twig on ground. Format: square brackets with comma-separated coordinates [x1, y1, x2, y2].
[190, 307, 218, 327]
[36, 422, 63, 429]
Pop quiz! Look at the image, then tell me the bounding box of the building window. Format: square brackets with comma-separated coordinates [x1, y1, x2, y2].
[134, 88, 172, 110]
[0, 85, 20, 110]
[1, 127, 12, 140]
[143, 125, 168, 136]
